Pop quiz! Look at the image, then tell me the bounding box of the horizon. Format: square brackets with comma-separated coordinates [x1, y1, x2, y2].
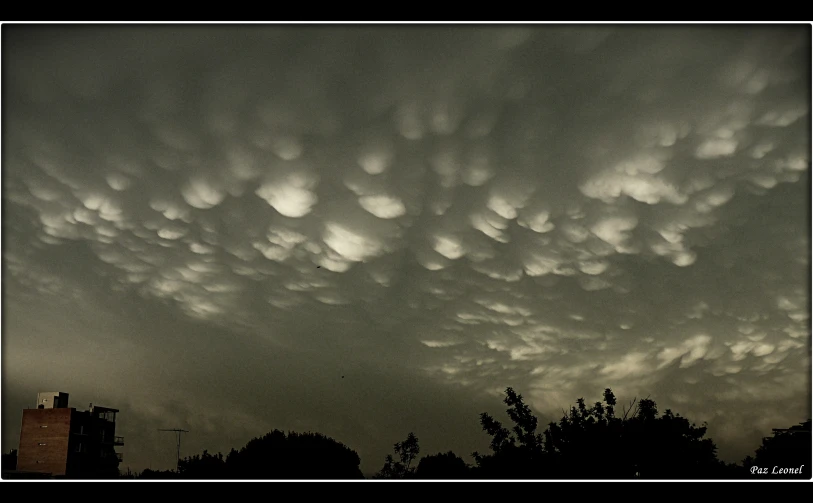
[1, 23, 810, 477]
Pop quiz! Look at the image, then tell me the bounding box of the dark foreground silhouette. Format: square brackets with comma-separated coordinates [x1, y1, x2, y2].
[369, 389, 809, 480]
[469, 388, 742, 479]
[137, 430, 364, 479]
[24, 386, 803, 480]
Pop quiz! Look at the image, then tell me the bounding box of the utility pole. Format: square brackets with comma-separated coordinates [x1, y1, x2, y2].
[158, 428, 189, 472]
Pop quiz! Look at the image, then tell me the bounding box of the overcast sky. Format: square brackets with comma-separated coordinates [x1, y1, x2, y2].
[2, 25, 810, 475]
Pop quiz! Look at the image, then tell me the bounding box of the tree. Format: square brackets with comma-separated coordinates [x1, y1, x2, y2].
[743, 420, 811, 479]
[475, 387, 726, 479]
[177, 450, 226, 478]
[137, 468, 179, 479]
[549, 391, 723, 478]
[415, 451, 471, 479]
[223, 430, 364, 479]
[133, 429, 363, 479]
[375, 432, 420, 479]
[472, 388, 547, 478]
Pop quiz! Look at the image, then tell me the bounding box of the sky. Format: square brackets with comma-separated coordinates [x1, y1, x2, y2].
[1, 24, 810, 476]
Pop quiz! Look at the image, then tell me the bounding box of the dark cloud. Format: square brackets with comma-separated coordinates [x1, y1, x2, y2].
[2, 25, 810, 473]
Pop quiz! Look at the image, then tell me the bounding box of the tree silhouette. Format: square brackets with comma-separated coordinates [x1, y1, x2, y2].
[119, 395, 806, 480]
[223, 430, 363, 479]
[475, 387, 727, 479]
[375, 432, 420, 479]
[472, 387, 548, 478]
[743, 419, 811, 479]
[140, 430, 362, 479]
[415, 451, 471, 479]
[177, 450, 226, 478]
[136, 468, 179, 479]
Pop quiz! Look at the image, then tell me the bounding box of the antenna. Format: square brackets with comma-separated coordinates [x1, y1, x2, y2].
[158, 428, 189, 472]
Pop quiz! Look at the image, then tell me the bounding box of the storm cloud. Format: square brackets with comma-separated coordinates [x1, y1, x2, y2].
[2, 24, 810, 474]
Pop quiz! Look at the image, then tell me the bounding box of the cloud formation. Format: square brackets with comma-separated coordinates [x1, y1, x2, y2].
[2, 25, 809, 474]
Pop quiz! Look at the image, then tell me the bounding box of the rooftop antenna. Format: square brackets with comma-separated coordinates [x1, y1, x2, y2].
[158, 428, 189, 472]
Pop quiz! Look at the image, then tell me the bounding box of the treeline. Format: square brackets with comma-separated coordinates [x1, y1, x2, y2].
[132, 430, 364, 479]
[126, 387, 811, 480]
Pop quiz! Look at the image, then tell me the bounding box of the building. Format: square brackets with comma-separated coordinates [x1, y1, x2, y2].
[14, 392, 124, 478]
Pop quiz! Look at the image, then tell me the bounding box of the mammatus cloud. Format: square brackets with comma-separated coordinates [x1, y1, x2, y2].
[2, 25, 810, 474]
[256, 171, 320, 218]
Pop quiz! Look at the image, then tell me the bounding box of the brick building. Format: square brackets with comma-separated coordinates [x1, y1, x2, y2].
[15, 392, 124, 478]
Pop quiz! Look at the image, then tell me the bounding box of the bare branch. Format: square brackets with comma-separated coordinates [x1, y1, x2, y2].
[622, 397, 637, 421]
